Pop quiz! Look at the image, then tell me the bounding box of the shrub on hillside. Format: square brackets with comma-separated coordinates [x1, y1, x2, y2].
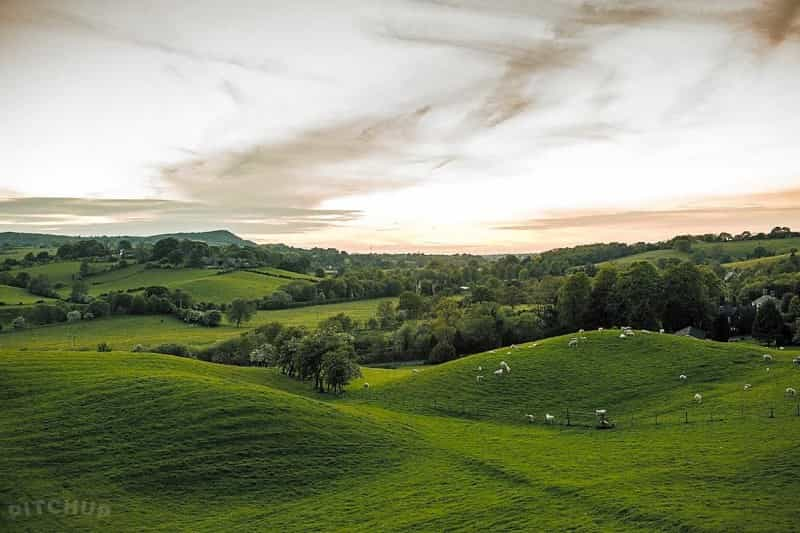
[97, 342, 112, 352]
[151, 343, 192, 358]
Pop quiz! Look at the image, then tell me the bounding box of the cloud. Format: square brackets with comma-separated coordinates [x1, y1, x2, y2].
[494, 187, 800, 237]
[753, 0, 800, 45]
[160, 106, 438, 209]
[0, 197, 360, 237]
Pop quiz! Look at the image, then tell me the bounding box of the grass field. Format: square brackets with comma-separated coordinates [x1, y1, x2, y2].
[2, 331, 799, 531]
[0, 285, 55, 306]
[82, 264, 311, 302]
[723, 253, 792, 270]
[598, 237, 800, 268]
[0, 247, 56, 261]
[0, 298, 395, 351]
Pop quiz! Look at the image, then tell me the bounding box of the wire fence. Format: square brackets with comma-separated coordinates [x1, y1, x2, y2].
[350, 393, 800, 430]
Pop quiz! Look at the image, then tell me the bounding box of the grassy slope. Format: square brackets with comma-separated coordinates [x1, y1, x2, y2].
[0, 285, 56, 306]
[2, 333, 800, 531]
[0, 298, 396, 351]
[599, 237, 800, 268]
[84, 265, 295, 302]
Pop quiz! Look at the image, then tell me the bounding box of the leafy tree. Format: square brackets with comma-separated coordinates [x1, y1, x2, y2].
[587, 266, 618, 328]
[752, 300, 784, 345]
[151, 238, 180, 261]
[376, 300, 397, 329]
[70, 280, 89, 303]
[398, 291, 425, 319]
[28, 274, 55, 298]
[429, 340, 457, 364]
[227, 298, 256, 327]
[673, 237, 693, 254]
[661, 262, 716, 332]
[79, 260, 91, 279]
[613, 262, 663, 330]
[322, 343, 361, 393]
[787, 295, 800, 321]
[557, 272, 591, 330]
[118, 239, 133, 251]
[130, 294, 148, 315]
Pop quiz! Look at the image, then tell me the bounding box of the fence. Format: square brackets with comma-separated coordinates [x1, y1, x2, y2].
[351, 392, 800, 430]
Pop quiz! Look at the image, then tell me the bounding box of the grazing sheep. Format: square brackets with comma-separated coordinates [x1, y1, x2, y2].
[779, 347, 785, 351]
[493, 369, 504, 376]
[412, 369, 420, 374]
[363, 383, 370, 389]
[526, 414, 535, 423]
[545, 413, 556, 424]
[476, 375, 484, 383]
[659, 329, 665, 334]
[477, 366, 483, 372]
[499, 361, 511, 373]
[598, 327, 604, 331]
[744, 384, 752, 391]
[619, 333, 627, 339]
[579, 329, 584, 334]
[595, 409, 607, 416]
[679, 374, 688, 382]
[569, 339, 579, 348]
[767, 367, 771, 372]
[763, 354, 773, 362]
[793, 357, 800, 367]
[489, 350, 496, 353]
[693, 393, 703, 403]
[786, 387, 797, 397]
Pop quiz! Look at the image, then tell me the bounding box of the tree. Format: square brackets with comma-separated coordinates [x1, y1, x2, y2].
[118, 239, 133, 251]
[376, 300, 397, 329]
[661, 262, 715, 332]
[398, 291, 425, 319]
[70, 280, 89, 303]
[130, 294, 148, 315]
[613, 262, 663, 330]
[429, 340, 457, 364]
[788, 295, 800, 321]
[28, 274, 54, 298]
[79, 260, 91, 279]
[556, 272, 592, 330]
[322, 344, 361, 393]
[587, 266, 618, 328]
[227, 298, 256, 327]
[151, 238, 180, 261]
[752, 300, 784, 345]
[673, 238, 693, 254]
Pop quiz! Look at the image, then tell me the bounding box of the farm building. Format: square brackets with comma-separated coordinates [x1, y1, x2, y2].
[675, 326, 706, 340]
[752, 294, 780, 310]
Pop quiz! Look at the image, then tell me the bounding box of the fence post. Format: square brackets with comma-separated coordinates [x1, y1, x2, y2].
[769, 407, 775, 419]
[655, 414, 659, 426]
[566, 408, 571, 427]
[684, 409, 688, 424]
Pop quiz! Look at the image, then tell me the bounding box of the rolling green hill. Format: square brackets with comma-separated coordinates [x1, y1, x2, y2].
[0, 285, 55, 306]
[2, 333, 800, 531]
[2, 331, 800, 531]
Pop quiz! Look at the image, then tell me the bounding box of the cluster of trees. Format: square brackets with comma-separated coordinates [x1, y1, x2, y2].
[555, 261, 723, 334]
[0, 271, 60, 299]
[195, 320, 361, 393]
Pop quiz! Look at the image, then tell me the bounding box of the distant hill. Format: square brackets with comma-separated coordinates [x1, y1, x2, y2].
[0, 229, 255, 248]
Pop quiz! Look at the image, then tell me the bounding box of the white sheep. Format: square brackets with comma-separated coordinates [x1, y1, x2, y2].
[568, 339, 579, 348]
[793, 357, 800, 366]
[511, 344, 516, 349]
[412, 369, 420, 374]
[787, 387, 797, 397]
[595, 409, 607, 416]
[493, 368, 504, 376]
[477, 366, 483, 372]
[659, 328, 665, 334]
[476, 375, 484, 383]
[363, 383, 370, 389]
[779, 347, 785, 351]
[763, 354, 773, 362]
[744, 384, 752, 391]
[545, 413, 556, 424]
[598, 327, 604, 331]
[578, 329, 584, 334]
[679, 374, 687, 382]
[619, 333, 627, 339]
[526, 414, 535, 423]
[499, 361, 511, 373]
[693, 393, 703, 403]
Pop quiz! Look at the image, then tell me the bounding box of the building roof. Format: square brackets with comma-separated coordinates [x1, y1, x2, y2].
[675, 326, 707, 339]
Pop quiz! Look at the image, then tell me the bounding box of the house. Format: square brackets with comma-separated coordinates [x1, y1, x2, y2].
[675, 326, 706, 340]
[752, 294, 780, 310]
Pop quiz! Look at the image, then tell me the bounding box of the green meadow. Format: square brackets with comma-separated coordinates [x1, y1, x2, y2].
[2, 330, 799, 531]
[0, 298, 396, 351]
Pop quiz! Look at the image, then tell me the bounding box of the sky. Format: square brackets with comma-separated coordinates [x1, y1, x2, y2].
[1, 0, 799, 253]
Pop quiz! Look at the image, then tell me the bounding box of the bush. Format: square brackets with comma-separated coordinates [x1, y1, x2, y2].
[151, 343, 192, 357]
[87, 300, 111, 318]
[97, 342, 112, 352]
[131, 344, 146, 353]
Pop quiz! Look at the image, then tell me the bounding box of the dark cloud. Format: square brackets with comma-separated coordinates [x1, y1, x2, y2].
[753, 0, 800, 45]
